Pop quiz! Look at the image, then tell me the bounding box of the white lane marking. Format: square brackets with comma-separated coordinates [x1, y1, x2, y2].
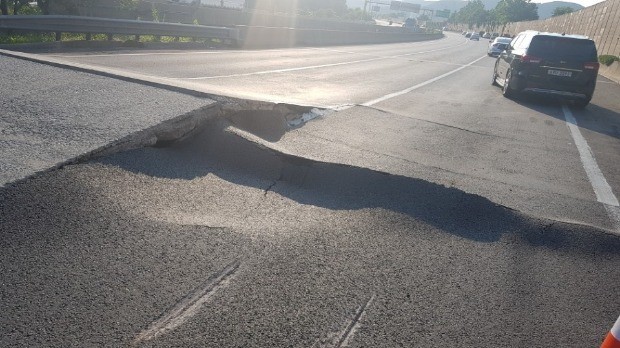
[187, 56, 387, 79]
[51, 47, 318, 58]
[362, 55, 487, 106]
[183, 40, 470, 80]
[606, 205, 620, 231]
[562, 104, 620, 231]
[133, 261, 240, 344]
[52, 51, 229, 58]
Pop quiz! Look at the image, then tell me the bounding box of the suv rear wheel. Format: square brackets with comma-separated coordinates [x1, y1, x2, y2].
[574, 97, 591, 109]
[502, 69, 516, 98]
[491, 69, 498, 86]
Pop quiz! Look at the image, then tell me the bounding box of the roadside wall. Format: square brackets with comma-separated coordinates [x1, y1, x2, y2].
[503, 0, 620, 82]
[599, 61, 620, 83]
[454, 0, 619, 82]
[502, 0, 620, 58]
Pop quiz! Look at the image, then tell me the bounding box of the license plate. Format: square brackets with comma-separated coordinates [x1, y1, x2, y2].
[548, 69, 572, 77]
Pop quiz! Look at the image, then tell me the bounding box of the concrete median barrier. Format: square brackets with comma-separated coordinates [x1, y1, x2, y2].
[237, 25, 443, 48]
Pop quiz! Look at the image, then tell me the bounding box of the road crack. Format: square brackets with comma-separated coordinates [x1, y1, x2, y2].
[264, 172, 283, 196]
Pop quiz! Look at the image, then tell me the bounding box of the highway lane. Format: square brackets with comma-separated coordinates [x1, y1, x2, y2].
[1, 32, 620, 347]
[33, 32, 620, 230]
[2, 116, 619, 347]
[42, 33, 481, 107]
[0, 54, 214, 187]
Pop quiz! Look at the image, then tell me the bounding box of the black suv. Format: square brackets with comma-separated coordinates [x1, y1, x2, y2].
[492, 31, 599, 107]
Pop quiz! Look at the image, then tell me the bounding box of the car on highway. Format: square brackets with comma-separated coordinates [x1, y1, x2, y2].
[492, 30, 599, 107]
[470, 33, 480, 41]
[487, 37, 512, 56]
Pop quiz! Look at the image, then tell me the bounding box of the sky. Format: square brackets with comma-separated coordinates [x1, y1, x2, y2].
[213, 0, 607, 12]
[531, 0, 606, 7]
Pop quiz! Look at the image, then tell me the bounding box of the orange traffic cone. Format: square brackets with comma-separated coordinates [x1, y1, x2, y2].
[602, 315, 620, 348]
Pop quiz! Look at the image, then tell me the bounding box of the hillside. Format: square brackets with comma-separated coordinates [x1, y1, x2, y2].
[346, 0, 584, 19]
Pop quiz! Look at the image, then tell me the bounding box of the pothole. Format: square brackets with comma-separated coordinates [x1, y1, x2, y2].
[83, 98, 328, 163]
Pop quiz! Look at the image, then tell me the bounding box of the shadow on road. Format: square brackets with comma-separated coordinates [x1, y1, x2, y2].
[510, 94, 620, 140]
[97, 120, 620, 250]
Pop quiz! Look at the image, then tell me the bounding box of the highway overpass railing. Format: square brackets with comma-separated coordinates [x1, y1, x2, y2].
[0, 15, 443, 48]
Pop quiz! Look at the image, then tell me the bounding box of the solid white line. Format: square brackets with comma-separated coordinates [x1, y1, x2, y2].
[186, 56, 387, 79]
[52, 47, 317, 58]
[605, 205, 620, 232]
[52, 51, 229, 58]
[362, 55, 487, 106]
[610, 315, 620, 339]
[562, 105, 620, 231]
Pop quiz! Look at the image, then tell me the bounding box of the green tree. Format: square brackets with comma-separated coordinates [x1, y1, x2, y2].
[36, 0, 50, 14]
[455, 0, 489, 28]
[1, 0, 38, 15]
[493, 0, 538, 25]
[552, 6, 574, 16]
[12, 0, 30, 14]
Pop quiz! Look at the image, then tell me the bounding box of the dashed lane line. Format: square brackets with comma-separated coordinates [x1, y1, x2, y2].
[182, 40, 470, 80]
[362, 55, 488, 106]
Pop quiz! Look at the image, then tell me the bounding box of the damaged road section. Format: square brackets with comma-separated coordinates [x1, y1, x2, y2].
[0, 54, 211, 188]
[0, 50, 323, 189]
[2, 95, 620, 347]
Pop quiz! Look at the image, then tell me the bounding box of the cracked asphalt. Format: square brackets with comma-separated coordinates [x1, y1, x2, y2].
[1, 121, 619, 347]
[0, 54, 214, 187]
[2, 34, 620, 347]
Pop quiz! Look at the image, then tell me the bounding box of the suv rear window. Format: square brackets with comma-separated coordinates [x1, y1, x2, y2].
[528, 36, 597, 61]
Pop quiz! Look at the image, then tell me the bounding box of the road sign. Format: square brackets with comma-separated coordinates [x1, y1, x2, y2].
[389, 1, 421, 13]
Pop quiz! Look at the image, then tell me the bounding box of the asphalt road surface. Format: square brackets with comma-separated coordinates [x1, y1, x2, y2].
[1, 32, 619, 347]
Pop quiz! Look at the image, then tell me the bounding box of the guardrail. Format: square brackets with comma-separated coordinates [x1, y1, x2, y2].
[0, 15, 239, 43]
[0, 15, 443, 49]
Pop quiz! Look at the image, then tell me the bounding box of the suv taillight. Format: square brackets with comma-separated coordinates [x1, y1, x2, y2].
[584, 62, 599, 71]
[521, 55, 542, 64]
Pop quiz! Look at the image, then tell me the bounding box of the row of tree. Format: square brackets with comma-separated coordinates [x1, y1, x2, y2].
[2, 0, 573, 22]
[1, 0, 48, 15]
[1, 0, 361, 19]
[450, 0, 576, 30]
[450, 0, 538, 29]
